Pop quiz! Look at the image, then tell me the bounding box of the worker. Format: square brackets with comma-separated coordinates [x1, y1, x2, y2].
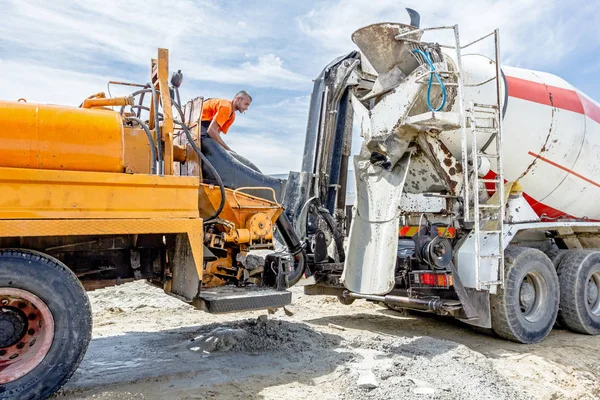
[200, 91, 252, 152]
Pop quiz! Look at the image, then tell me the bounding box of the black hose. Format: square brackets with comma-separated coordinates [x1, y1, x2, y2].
[172, 119, 226, 223]
[124, 117, 157, 174]
[318, 208, 346, 263]
[131, 105, 151, 113]
[175, 87, 181, 110]
[275, 213, 308, 287]
[149, 83, 163, 175]
[171, 93, 186, 121]
[119, 88, 155, 116]
[137, 91, 146, 118]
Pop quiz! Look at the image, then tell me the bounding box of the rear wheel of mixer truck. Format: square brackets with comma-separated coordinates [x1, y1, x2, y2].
[0, 249, 92, 400]
[490, 246, 559, 344]
[555, 250, 600, 335]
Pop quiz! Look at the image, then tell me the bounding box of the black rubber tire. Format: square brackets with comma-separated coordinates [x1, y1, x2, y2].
[545, 248, 569, 269]
[490, 246, 559, 344]
[0, 249, 92, 400]
[555, 250, 600, 335]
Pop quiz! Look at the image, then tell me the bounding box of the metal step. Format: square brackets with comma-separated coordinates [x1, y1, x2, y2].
[479, 178, 501, 183]
[472, 127, 498, 134]
[477, 153, 500, 159]
[195, 286, 292, 314]
[478, 204, 502, 209]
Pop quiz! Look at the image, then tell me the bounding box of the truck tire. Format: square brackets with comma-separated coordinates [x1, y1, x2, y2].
[490, 246, 559, 344]
[555, 250, 600, 335]
[0, 249, 92, 400]
[545, 248, 568, 268]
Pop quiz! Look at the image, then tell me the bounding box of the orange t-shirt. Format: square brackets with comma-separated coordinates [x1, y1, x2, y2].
[201, 98, 236, 134]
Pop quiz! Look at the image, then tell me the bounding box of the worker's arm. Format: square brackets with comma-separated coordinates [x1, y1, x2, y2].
[207, 118, 233, 152]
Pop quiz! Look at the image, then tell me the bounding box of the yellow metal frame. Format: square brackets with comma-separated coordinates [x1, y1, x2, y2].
[0, 167, 200, 220]
[0, 218, 204, 279]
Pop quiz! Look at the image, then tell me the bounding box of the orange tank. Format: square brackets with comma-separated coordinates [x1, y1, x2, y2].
[0, 100, 125, 173]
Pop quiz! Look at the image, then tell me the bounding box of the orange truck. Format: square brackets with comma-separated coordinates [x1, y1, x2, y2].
[0, 49, 308, 400]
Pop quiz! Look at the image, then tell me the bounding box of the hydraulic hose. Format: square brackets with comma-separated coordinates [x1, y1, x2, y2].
[318, 208, 346, 263]
[172, 119, 226, 223]
[119, 88, 154, 116]
[149, 83, 164, 175]
[124, 116, 157, 174]
[413, 49, 447, 112]
[275, 213, 308, 288]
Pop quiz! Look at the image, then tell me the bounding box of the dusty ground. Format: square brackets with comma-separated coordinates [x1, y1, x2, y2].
[52, 281, 600, 400]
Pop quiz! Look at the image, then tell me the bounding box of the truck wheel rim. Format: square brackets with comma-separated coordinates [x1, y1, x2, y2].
[587, 271, 600, 316]
[519, 271, 547, 323]
[0, 288, 55, 384]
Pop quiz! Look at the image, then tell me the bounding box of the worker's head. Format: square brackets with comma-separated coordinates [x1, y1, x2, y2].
[233, 91, 252, 113]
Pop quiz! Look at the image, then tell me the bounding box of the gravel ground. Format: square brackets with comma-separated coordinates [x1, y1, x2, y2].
[52, 281, 600, 400]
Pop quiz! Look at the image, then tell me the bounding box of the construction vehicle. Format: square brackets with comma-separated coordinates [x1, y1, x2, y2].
[284, 8, 600, 349]
[2, 8, 600, 400]
[0, 50, 308, 399]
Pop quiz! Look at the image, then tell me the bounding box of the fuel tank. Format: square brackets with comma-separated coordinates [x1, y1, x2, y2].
[0, 100, 125, 173]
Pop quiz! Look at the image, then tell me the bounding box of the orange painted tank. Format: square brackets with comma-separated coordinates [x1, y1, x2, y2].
[0, 100, 125, 173]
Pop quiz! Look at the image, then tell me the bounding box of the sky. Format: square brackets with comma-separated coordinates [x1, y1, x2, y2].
[1, 0, 599, 174]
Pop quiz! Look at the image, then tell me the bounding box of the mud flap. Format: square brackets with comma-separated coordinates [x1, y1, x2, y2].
[342, 153, 411, 294]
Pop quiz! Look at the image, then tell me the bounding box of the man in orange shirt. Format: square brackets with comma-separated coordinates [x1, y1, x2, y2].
[200, 91, 252, 151]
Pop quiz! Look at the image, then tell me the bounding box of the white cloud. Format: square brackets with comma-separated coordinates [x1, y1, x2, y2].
[179, 55, 309, 90]
[0, 0, 307, 94]
[0, 60, 116, 105]
[2, 0, 599, 175]
[297, 0, 593, 69]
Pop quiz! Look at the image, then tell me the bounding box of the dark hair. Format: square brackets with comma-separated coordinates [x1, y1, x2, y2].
[234, 90, 252, 101]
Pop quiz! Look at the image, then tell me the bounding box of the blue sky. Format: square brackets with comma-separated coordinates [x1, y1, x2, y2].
[1, 0, 598, 174]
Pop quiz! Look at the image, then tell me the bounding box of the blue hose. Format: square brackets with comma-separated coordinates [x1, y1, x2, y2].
[413, 49, 447, 112]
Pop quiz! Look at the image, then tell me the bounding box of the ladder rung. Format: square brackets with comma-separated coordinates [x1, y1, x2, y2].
[479, 179, 501, 183]
[477, 153, 499, 159]
[472, 127, 497, 133]
[480, 255, 501, 258]
[478, 204, 502, 209]
[481, 230, 502, 234]
[473, 103, 498, 109]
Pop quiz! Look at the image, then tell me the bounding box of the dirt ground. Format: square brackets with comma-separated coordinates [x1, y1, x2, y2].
[52, 281, 600, 400]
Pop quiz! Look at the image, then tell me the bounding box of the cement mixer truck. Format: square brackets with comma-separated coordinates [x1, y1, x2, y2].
[280, 8, 600, 346]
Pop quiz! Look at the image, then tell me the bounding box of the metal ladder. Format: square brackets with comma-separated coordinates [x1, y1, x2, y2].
[397, 25, 507, 289]
[468, 102, 505, 289]
[455, 30, 506, 290]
